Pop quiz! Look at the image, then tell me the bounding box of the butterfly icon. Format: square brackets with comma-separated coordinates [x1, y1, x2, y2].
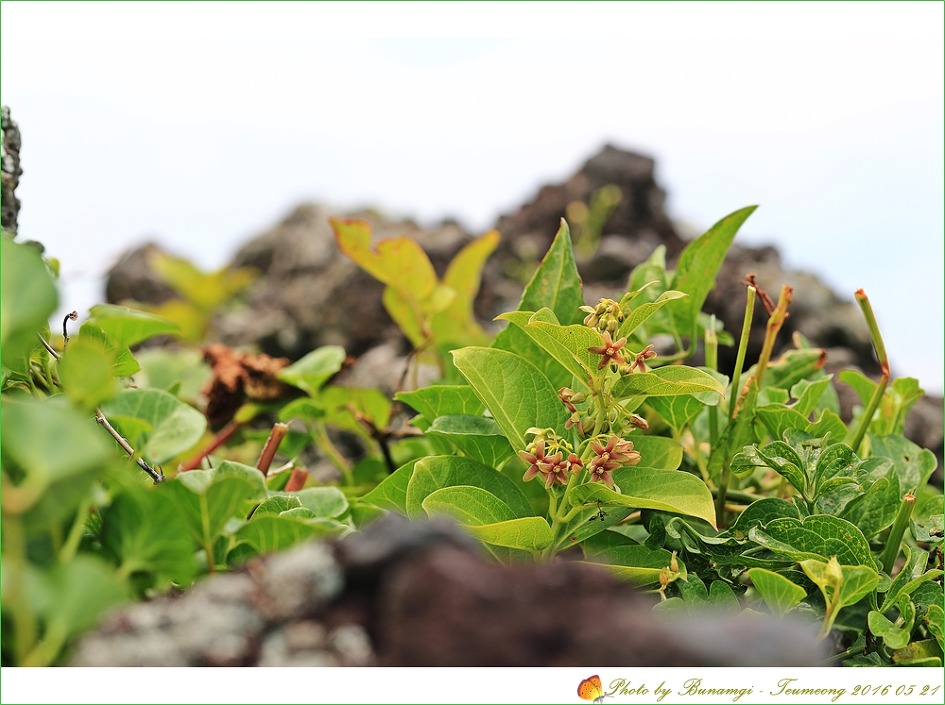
[577, 674, 612, 703]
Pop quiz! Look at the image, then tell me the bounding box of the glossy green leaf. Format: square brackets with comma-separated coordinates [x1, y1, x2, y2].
[276, 345, 346, 396]
[497, 310, 600, 383]
[750, 515, 876, 568]
[731, 441, 807, 493]
[396, 384, 485, 419]
[869, 603, 915, 650]
[82, 304, 179, 347]
[800, 557, 879, 611]
[254, 494, 303, 517]
[164, 461, 268, 553]
[791, 376, 834, 417]
[881, 545, 945, 611]
[232, 514, 348, 562]
[427, 414, 515, 468]
[839, 474, 900, 540]
[728, 497, 800, 538]
[868, 434, 938, 492]
[420, 485, 517, 525]
[492, 218, 584, 390]
[463, 516, 554, 551]
[569, 467, 716, 528]
[630, 436, 683, 471]
[616, 289, 688, 340]
[613, 365, 725, 399]
[582, 532, 681, 587]
[670, 205, 756, 335]
[360, 458, 419, 514]
[100, 487, 198, 583]
[289, 486, 349, 518]
[405, 455, 533, 519]
[99, 388, 206, 464]
[747, 568, 807, 617]
[451, 346, 565, 450]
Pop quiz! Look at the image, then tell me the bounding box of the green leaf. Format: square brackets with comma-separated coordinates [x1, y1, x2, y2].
[616, 289, 688, 340]
[164, 461, 268, 553]
[911, 494, 943, 544]
[750, 515, 876, 568]
[868, 434, 938, 492]
[25, 556, 131, 658]
[569, 467, 717, 528]
[791, 376, 835, 417]
[800, 556, 879, 615]
[881, 545, 944, 611]
[451, 346, 565, 451]
[420, 485, 517, 525]
[612, 366, 726, 399]
[497, 310, 600, 384]
[0, 238, 58, 361]
[76, 324, 141, 377]
[869, 602, 916, 650]
[276, 346, 347, 396]
[254, 494, 303, 516]
[100, 487, 198, 583]
[360, 458, 419, 514]
[728, 497, 800, 538]
[669, 205, 756, 336]
[630, 436, 684, 471]
[82, 304, 179, 347]
[839, 474, 900, 540]
[492, 218, 585, 390]
[150, 251, 256, 311]
[747, 568, 807, 617]
[99, 388, 207, 463]
[426, 414, 515, 468]
[135, 347, 212, 403]
[231, 514, 348, 563]
[582, 532, 681, 587]
[405, 455, 533, 519]
[57, 334, 118, 410]
[287, 486, 349, 518]
[463, 516, 554, 551]
[1, 397, 112, 526]
[396, 384, 485, 419]
[731, 441, 807, 494]
[646, 371, 727, 434]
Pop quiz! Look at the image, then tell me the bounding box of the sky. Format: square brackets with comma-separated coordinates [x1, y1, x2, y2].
[1, 1, 943, 393]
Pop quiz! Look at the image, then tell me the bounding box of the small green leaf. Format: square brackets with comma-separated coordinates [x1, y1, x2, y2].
[232, 514, 348, 563]
[750, 515, 876, 568]
[405, 455, 533, 519]
[164, 461, 268, 553]
[101, 487, 198, 583]
[254, 495, 303, 517]
[276, 346, 347, 396]
[463, 516, 554, 551]
[427, 414, 515, 468]
[82, 304, 179, 347]
[569, 467, 717, 528]
[289, 486, 349, 518]
[497, 310, 600, 383]
[728, 497, 800, 538]
[616, 290, 688, 340]
[420, 485, 517, 525]
[451, 346, 565, 450]
[670, 205, 757, 336]
[869, 602, 915, 650]
[613, 366, 726, 399]
[492, 218, 585, 390]
[57, 335, 118, 410]
[800, 557, 879, 614]
[99, 388, 207, 463]
[747, 568, 807, 617]
[881, 545, 944, 610]
[396, 384, 485, 419]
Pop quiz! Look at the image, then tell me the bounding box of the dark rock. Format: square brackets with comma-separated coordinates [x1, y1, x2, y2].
[2, 106, 22, 234]
[104, 242, 179, 306]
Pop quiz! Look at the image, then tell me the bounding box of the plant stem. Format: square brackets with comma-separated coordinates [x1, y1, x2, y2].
[256, 422, 289, 476]
[705, 319, 719, 449]
[3, 516, 38, 664]
[59, 497, 92, 564]
[880, 492, 916, 574]
[312, 423, 354, 486]
[849, 289, 890, 454]
[754, 285, 793, 389]
[95, 409, 164, 483]
[728, 286, 756, 422]
[179, 420, 243, 471]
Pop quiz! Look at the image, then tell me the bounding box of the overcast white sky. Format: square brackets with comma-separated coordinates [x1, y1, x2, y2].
[2, 1, 943, 392]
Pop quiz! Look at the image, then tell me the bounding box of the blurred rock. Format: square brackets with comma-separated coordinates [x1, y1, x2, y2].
[104, 242, 179, 306]
[2, 106, 22, 234]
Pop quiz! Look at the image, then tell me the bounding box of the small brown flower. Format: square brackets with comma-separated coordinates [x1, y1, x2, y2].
[588, 331, 628, 370]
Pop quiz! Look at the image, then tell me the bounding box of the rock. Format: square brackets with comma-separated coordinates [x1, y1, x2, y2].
[104, 242, 179, 306]
[2, 106, 22, 234]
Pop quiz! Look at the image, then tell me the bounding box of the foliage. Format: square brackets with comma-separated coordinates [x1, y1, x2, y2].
[1, 205, 941, 667]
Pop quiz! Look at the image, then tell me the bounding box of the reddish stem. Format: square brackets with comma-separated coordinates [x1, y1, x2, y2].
[284, 467, 309, 492]
[179, 420, 242, 472]
[256, 422, 289, 477]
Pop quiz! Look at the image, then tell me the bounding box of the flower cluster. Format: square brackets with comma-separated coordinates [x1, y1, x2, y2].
[518, 429, 582, 489]
[587, 435, 642, 490]
[580, 298, 624, 334]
